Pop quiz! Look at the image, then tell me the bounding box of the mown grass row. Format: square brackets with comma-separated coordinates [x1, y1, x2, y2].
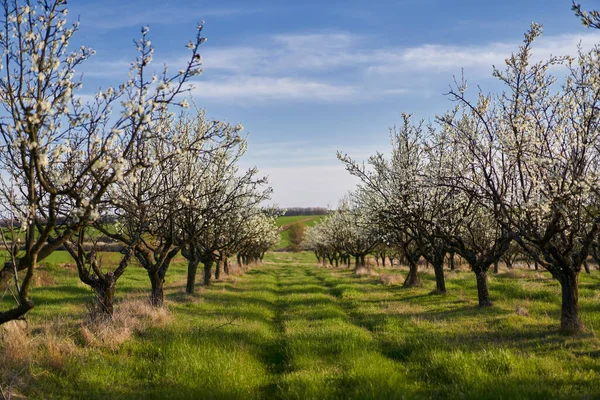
[2, 251, 600, 398]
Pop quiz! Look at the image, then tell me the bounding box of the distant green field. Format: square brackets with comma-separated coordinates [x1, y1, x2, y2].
[275, 215, 327, 250]
[275, 215, 313, 227]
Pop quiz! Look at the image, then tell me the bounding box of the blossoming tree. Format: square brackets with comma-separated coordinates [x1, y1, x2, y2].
[0, 0, 206, 324]
[442, 24, 600, 331]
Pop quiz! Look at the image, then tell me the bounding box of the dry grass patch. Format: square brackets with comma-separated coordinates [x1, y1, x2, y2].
[378, 273, 404, 286]
[515, 305, 530, 317]
[31, 268, 57, 288]
[79, 299, 171, 350]
[503, 269, 528, 279]
[354, 266, 378, 277]
[1, 319, 78, 397]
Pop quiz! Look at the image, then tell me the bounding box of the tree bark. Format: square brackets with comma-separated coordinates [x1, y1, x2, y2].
[403, 261, 420, 288]
[432, 258, 446, 294]
[149, 271, 164, 307]
[215, 260, 222, 280]
[223, 257, 230, 275]
[583, 260, 590, 274]
[449, 253, 455, 271]
[92, 273, 116, 317]
[475, 270, 492, 307]
[186, 260, 199, 294]
[559, 271, 582, 333]
[493, 261, 499, 274]
[203, 261, 214, 286]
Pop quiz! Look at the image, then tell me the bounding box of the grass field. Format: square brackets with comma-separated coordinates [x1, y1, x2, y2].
[2, 252, 600, 399]
[276, 215, 326, 249]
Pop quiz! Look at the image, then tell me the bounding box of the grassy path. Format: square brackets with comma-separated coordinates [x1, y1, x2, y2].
[5, 251, 600, 399]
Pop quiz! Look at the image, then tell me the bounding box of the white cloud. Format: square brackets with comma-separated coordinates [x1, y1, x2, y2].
[191, 76, 357, 102]
[75, 29, 600, 104]
[369, 31, 600, 75]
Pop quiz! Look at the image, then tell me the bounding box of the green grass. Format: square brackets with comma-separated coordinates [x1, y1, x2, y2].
[275, 215, 326, 249]
[2, 252, 600, 399]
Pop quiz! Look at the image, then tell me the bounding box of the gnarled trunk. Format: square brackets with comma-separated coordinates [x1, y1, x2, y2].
[203, 261, 214, 286]
[91, 273, 116, 317]
[403, 261, 420, 288]
[186, 260, 199, 294]
[149, 271, 164, 307]
[475, 270, 492, 307]
[559, 271, 582, 333]
[432, 258, 446, 294]
[583, 261, 590, 274]
[215, 260, 222, 280]
[223, 257, 230, 275]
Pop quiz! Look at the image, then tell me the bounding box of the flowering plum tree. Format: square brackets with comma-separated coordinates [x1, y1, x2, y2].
[177, 131, 273, 293]
[0, 0, 205, 324]
[339, 116, 456, 292]
[442, 24, 600, 331]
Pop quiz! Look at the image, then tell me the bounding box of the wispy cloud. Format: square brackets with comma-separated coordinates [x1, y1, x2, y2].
[190, 76, 357, 103]
[76, 29, 600, 104]
[368, 31, 600, 74]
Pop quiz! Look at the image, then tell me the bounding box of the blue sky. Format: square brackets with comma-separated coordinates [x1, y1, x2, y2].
[66, 0, 600, 208]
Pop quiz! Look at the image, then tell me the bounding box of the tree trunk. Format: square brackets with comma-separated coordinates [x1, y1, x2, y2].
[432, 259, 446, 294]
[382, 255, 386, 267]
[355, 256, 360, 269]
[493, 261, 499, 274]
[403, 261, 420, 288]
[149, 271, 164, 307]
[534, 261, 539, 271]
[475, 270, 492, 307]
[203, 261, 214, 286]
[583, 261, 590, 274]
[186, 260, 199, 294]
[559, 271, 582, 333]
[93, 273, 116, 317]
[224, 257, 230, 275]
[215, 260, 222, 280]
[449, 253, 455, 271]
